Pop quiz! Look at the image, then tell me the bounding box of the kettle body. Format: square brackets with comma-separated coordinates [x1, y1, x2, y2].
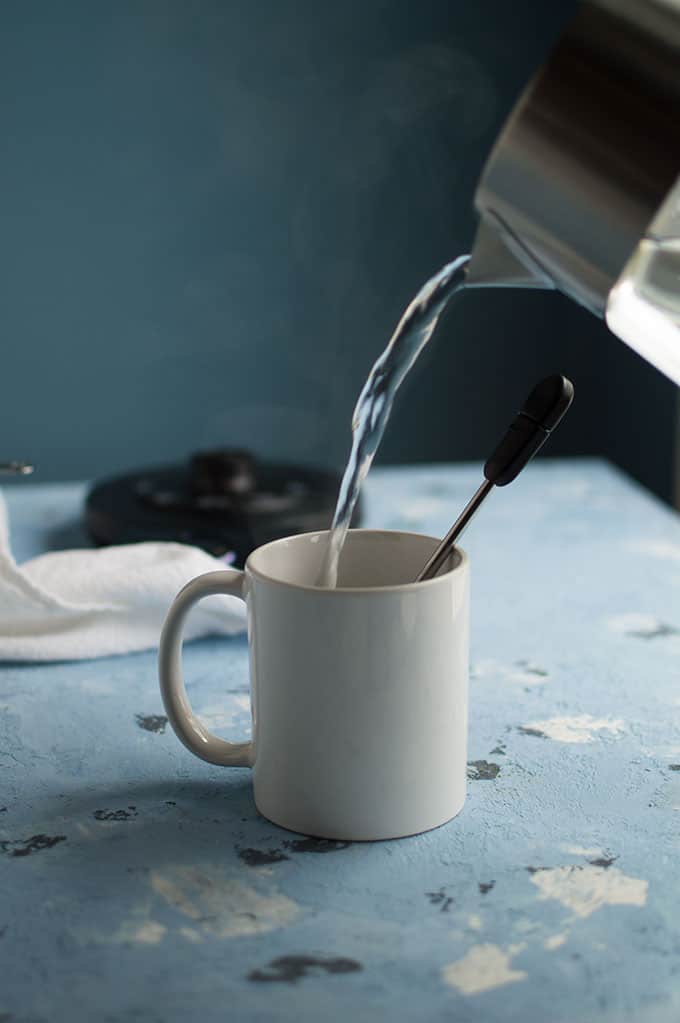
[468, 0, 680, 385]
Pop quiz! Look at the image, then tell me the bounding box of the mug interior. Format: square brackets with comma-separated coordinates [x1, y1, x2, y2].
[247, 529, 462, 590]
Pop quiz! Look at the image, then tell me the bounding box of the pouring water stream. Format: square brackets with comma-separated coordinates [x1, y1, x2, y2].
[317, 253, 470, 587]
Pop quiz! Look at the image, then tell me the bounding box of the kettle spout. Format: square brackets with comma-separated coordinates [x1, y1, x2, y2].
[466, 217, 555, 291]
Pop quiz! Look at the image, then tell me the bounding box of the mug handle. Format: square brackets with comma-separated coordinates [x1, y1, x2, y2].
[158, 570, 252, 767]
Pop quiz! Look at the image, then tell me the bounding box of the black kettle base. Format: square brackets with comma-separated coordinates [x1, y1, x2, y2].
[85, 450, 359, 568]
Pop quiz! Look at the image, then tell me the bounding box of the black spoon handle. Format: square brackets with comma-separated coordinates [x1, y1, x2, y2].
[416, 374, 574, 581]
[484, 374, 574, 486]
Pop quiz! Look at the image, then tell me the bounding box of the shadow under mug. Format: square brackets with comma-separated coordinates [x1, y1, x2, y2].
[158, 529, 469, 841]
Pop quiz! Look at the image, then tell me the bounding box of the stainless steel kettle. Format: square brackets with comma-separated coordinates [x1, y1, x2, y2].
[467, 0, 680, 385]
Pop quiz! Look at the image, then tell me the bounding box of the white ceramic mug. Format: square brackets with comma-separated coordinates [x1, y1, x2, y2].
[158, 529, 469, 841]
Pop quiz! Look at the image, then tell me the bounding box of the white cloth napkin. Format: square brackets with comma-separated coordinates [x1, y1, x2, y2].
[0, 494, 246, 661]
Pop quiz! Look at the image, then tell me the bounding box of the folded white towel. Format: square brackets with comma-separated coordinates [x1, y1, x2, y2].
[0, 494, 246, 661]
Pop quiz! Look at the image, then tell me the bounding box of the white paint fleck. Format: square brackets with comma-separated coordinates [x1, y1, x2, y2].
[130, 921, 167, 945]
[530, 865, 648, 919]
[544, 933, 568, 950]
[563, 845, 602, 857]
[608, 612, 656, 634]
[472, 658, 549, 686]
[632, 539, 680, 563]
[76, 915, 167, 946]
[521, 714, 624, 744]
[467, 914, 482, 931]
[506, 669, 549, 686]
[607, 612, 679, 639]
[151, 865, 299, 938]
[442, 943, 527, 996]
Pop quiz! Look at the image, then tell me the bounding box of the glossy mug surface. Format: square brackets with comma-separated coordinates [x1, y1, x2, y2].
[158, 529, 469, 841]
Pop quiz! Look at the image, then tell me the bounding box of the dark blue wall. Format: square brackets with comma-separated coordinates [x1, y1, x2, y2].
[1, 1, 677, 501]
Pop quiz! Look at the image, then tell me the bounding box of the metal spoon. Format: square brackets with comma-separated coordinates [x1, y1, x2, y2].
[416, 374, 574, 581]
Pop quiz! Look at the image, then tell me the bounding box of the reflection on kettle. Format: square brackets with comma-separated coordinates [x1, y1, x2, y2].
[468, 0, 680, 385]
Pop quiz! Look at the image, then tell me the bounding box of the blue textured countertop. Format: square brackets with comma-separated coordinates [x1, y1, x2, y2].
[2, 459, 680, 1022]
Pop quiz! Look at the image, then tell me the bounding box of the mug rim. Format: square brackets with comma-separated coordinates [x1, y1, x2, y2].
[245, 528, 467, 595]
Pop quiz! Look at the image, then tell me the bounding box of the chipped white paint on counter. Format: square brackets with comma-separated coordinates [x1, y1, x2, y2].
[1, 459, 679, 1022]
